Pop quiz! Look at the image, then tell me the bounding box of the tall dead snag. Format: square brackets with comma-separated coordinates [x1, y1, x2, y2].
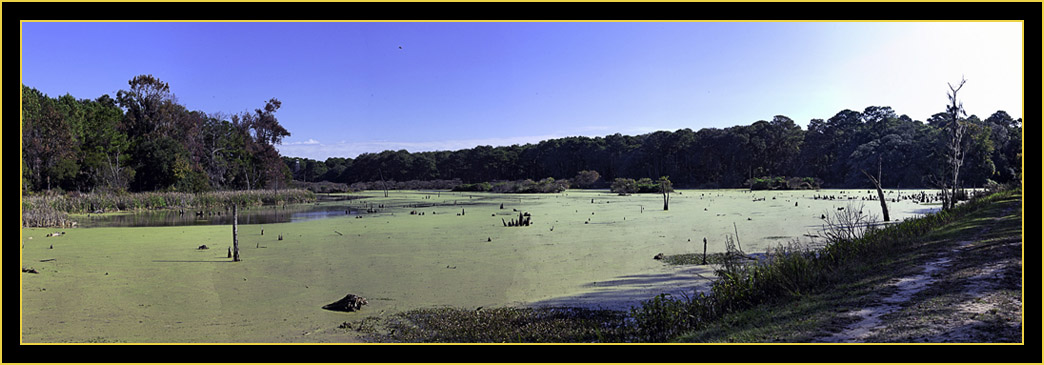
[861, 156, 890, 221]
[378, 169, 389, 198]
[944, 77, 968, 210]
[232, 203, 241, 262]
[659, 176, 672, 211]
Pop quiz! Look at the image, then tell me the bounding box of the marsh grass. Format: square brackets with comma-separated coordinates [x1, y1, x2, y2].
[21, 200, 78, 228]
[22, 189, 316, 226]
[368, 307, 631, 343]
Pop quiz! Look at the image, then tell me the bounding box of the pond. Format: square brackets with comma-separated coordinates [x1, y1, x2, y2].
[22, 188, 963, 343]
[75, 195, 367, 228]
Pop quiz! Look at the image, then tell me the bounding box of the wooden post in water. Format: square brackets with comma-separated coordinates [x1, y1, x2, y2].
[232, 204, 241, 262]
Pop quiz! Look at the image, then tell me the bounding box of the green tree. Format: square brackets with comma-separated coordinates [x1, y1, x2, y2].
[116, 74, 172, 141]
[235, 98, 291, 189]
[21, 86, 79, 192]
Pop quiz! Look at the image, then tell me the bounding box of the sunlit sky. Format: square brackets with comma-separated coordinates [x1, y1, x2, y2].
[21, 21, 1023, 161]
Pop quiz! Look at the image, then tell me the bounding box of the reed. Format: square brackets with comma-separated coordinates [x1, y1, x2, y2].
[22, 189, 316, 216]
[21, 200, 77, 228]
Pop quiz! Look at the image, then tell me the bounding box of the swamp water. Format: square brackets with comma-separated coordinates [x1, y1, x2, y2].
[21, 189, 944, 343]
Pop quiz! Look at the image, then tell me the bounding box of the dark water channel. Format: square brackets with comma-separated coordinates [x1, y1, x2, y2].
[78, 197, 363, 228]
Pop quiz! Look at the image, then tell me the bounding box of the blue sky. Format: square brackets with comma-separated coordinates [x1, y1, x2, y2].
[21, 21, 1023, 161]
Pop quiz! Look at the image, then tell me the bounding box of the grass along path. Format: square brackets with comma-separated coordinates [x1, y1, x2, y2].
[675, 189, 1022, 343]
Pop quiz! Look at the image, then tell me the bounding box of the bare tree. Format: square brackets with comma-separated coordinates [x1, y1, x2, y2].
[944, 77, 968, 210]
[659, 176, 672, 211]
[378, 169, 389, 198]
[861, 156, 890, 221]
[821, 203, 879, 245]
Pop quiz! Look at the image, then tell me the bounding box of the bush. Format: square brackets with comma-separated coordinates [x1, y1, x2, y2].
[610, 178, 638, 194]
[610, 177, 669, 194]
[572, 170, 601, 189]
[291, 180, 351, 193]
[486, 178, 568, 194]
[351, 179, 463, 191]
[746, 176, 820, 190]
[452, 182, 493, 192]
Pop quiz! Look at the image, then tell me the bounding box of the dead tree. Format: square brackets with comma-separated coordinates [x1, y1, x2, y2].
[378, 169, 389, 198]
[944, 77, 968, 210]
[232, 204, 240, 262]
[861, 156, 890, 221]
[659, 176, 672, 211]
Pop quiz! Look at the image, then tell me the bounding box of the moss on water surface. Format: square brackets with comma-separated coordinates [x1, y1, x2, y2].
[20, 189, 952, 343]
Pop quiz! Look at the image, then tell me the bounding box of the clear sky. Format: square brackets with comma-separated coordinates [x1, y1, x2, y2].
[21, 21, 1023, 161]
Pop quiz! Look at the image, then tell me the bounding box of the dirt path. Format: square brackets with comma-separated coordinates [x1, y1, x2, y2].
[816, 205, 1022, 343]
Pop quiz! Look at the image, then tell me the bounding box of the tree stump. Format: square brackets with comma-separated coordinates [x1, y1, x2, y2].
[322, 294, 368, 312]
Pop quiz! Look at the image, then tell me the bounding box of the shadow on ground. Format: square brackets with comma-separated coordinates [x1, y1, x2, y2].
[528, 266, 717, 312]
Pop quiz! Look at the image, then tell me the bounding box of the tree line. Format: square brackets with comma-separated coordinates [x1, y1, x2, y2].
[22, 75, 1021, 194]
[21, 75, 292, 194]
[285, 106, 1021, 190]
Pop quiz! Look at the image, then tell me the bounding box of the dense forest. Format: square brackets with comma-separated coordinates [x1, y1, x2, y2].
[23, 75, 1021, 194]
[285, 108, 1021, 190]
[21, 75, 292, 194]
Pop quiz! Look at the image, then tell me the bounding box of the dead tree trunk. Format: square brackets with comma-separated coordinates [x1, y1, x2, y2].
[660, 178, 671, 211]
[702, 237, 708, 265]
[945, 77, 968, 210]
[861, 157, 890, 222]
[232, 203, 241, 262]
[378, 169, 389, 198]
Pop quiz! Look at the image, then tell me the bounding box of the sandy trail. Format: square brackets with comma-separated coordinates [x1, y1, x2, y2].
[815, 205, 1020, 343]
[817, 254, 953, 342]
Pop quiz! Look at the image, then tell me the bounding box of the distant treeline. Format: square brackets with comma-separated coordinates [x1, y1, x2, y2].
[21, 75, 292, 195]
[21, 76, 1021, 193]
[285, 106, 1021, 189]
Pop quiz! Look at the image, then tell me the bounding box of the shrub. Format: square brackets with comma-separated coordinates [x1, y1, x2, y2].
[572, 170, 601, 189]
[484, 178, 568, 194]
[291, 180, 352, 193]
[610, 178, 638, 194]
[746, 176, 820, 190]
[452, 182, 493, 192]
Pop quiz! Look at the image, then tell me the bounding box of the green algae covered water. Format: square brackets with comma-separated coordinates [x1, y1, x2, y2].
[20, 189, 949, 343]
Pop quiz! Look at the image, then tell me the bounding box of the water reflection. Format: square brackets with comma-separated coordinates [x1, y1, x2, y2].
[79, 204, 358, 228]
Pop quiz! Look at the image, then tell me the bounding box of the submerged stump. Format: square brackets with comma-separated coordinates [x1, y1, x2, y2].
[322, 294, 368, 312]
